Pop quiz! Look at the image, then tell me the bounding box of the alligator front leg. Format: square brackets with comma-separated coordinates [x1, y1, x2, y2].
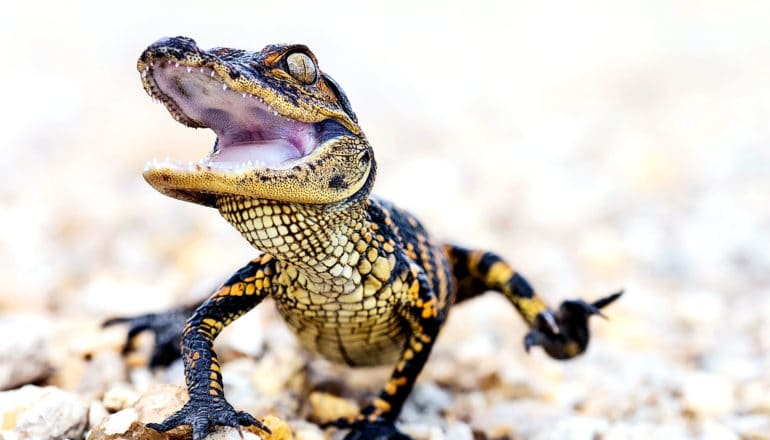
[147, 254, 277, 440]
[330, 269, 442, 440]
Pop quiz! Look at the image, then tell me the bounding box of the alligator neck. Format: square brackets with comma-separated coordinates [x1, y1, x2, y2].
[216, 195, 373, 290]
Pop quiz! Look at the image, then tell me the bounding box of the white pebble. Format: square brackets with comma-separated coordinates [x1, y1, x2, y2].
[682, 372, 735, 417]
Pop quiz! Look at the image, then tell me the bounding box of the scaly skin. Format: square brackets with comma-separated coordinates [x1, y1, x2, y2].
[110, 36, 622, 440]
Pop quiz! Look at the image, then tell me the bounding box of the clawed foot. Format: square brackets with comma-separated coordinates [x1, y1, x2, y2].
[147, 398, 270, 440]
[325, 417, 411, 440]
[103, 306, 192, 367]
[524, 290, 623, 359]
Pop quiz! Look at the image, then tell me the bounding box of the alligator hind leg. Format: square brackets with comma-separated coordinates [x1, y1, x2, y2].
[444, 244, 622, 359]
[103, 304, 199, 367]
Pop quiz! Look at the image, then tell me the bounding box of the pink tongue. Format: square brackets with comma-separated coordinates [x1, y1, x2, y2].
[209, 140, 301, 166]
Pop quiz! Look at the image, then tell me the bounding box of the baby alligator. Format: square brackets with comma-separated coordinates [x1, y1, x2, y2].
[108, 36, 622, 440]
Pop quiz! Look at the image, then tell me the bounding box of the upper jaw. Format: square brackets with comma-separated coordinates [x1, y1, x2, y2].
[146, 60, 319, 171]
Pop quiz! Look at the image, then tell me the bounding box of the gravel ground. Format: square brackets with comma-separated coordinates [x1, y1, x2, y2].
[1, 2, 769, 439]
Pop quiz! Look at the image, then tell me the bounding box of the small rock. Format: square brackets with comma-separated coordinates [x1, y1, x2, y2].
[103, 408, 139, 434]
[470, 400, 563, 439]
[86, 407, 165, 440]
[257, 415, 293, 440]
[217, 306, 266, 359]
[250, 347, 305, 397]
[307, 391, 358, 424]
[400, 423, 443, 440]
[102, 382, 140, 412]
[532, 416, 608, 440]
[130, 383, 190, 439]
[89, 384, 289, 440]
[699, 421, 739, 440]
[88, 401, 109, 431]
[445, 422, 474, 440]
[88, 383, 190, 439]
[0, 385, 88, 439]
[738, 379, 770, 414]
[0, 316, 52, 389]
[292, 424, 325, 440]
[202, 428, 263, 440]
[409, 383, 453, 414]
[726, 414, 770, 439]
[79, 350, 129, 398]
[400, 383, 452, 425]
[682, 372, 735, 418]
[603, 422, 691, 439]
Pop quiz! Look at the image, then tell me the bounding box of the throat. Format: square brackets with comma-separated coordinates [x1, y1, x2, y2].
[216, 195, 369, 286]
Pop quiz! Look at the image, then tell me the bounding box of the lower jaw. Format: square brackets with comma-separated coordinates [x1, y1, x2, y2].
[206, 139, 308, 169]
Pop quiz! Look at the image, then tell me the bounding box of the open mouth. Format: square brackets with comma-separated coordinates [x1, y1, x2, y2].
[144, 60, 321, 171]
[137, 42, 371, 207]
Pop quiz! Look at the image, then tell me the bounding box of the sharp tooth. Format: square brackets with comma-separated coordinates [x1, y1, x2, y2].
[141, 70, 147, 78]
[242, 93, 247, 98]
[200, 68, 205, 73]
[186, 66, 192, 73]
[211, 71, 216, 77]
[222, 84, 228, 91]
[175, 62, 180, 67]
[273, 111, 278, 116]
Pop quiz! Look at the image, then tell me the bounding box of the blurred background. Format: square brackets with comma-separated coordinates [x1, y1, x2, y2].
[1, 1, 769, 438]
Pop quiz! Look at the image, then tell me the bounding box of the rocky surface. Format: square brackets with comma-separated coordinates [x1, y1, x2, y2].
[0, 385, 89, 439]
[0, 316, 52, 390]
[2, 2, 770, 440]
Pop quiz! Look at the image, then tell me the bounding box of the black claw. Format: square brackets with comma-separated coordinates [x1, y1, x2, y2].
[540, 310, 560, 334]
[192, 418, 212, 440]
[102, 316, 136, 328]
[523, 331, 544, 353]
[593, 289, 624, 310]
[237, 412, 270, 434]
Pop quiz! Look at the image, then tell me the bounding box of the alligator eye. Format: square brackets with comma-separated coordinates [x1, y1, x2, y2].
[286, 52, 317, 84]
